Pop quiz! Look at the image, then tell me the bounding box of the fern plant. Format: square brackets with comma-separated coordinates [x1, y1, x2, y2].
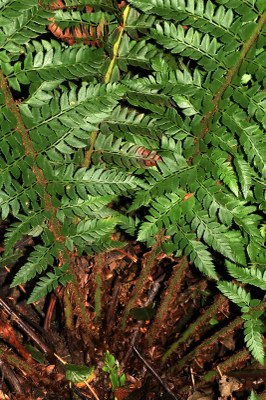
[0, 0, 265, 371]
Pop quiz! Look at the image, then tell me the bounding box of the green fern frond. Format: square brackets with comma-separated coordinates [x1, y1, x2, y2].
[243, 313, 265, 365]
[226, 261, 266, 291]
[130, 153, 194, 211]
[52, 165, 143, 199]
[63, 217, 120, 252]
[137, 192, 184, 243]
[187, 210, 245, 264]
[93, 132, 158, 169]
[118, 35, 158, 70]
[0, 1, 52, 54]
[223, 108, 266, 177]
[3, 213, 45, 255]
[247, 86, 266, 129]
[27, 266, 73, 304]
[10, 244, 57, 286]
[56, 195, 115, 222]
[128, 0, 236, 37]
[118, 215, 139, 236]
[181, 231, 218, 280]
[164, 226, 218, 279]
[150, 22, 220, 71]
[5, 41, 104, 91]
[101, 105, 162, 147]
[124, 78, 171, 114]
[234, 157, 253, 199]
[217, 281, 250, 308]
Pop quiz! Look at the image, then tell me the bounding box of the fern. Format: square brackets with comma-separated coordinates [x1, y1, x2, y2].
[217, 281, 251, 310]
[243, 313, 265, 365]
[0, 0, 265, 366]
[218, 280, 265, 364]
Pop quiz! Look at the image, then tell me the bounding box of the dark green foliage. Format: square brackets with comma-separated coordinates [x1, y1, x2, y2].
[0, 0, 265, 365]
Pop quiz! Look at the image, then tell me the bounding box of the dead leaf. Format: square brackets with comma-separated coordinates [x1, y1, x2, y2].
[187, 390, 213, 400]
[0, 390, 9, 400]
[219, 375, 242, 398]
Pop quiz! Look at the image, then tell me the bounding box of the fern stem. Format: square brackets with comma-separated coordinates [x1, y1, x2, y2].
[147, 257, 188, 346]
[177, 348, 250, 397]
[121, 240, 162, 328]
[193, 9, 266, 155]
[172, 298, 266, 373]
[162, 294, 228, 363]
[104, 5, 130, 84]
[94, 254, 104, 320]
[173, 315, 244, 372]
[63, 288, 74, 330]
[203, 348, 251, 384]
[0, 71, 64, 241]
[0, 72, 36, 158]
[83, 130, 97, 167]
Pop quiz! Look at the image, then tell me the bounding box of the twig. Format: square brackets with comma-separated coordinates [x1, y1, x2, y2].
[133, 346, 181, 400]
[0, 297, 55, 362]
[54, 353, 100, 400]
[0, 359, 23, 394]
[84, 381, 100, 400]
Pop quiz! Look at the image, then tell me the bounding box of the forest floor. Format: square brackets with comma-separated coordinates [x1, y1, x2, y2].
[0, 238, 265, 400]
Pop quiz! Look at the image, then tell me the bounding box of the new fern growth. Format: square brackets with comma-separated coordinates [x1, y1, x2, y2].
[0, 0, 265, 364]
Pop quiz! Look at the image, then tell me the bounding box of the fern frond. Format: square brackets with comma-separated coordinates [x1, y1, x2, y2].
[51, 165, 143, 199]
[124, 77, 171, 114]
[130, 154, 194, 210]
[187, 210, 245, 264]
[93, 132, 159, 169]
[217, 281, 250, 308]
[164, 227, 218, 279]
[118, 215, 139, 236]
[0, 1, 52, 54]
[223, 108, 266, 177]
[226, 261, 266, 291]
[6, 41, 104, 91]
[208, 149, 239, 196]
[56, 195, 115, 222]
[183, 233, 218, 280]
[101, 105, 162, 147]
[243, 314, 265, 365]
[27, 266, 72, 304]
[248, 88, 266, 129]
[137, 192, 183, 243]
[150, 22, 220, 71]
[3, 212, 45, 255]
[10, 244, 57, 286]
[234, 157, 253, 199]
[128, 0, 236, 38]
[63, 217, 120, 252]
[118, 35, 158, 70]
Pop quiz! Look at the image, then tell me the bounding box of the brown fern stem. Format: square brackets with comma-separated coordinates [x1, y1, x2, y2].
[147, 257, 188, 346]
[121, 240, 163, 328]
[162, 294, 229, 363]
[0, 71, 64, 242]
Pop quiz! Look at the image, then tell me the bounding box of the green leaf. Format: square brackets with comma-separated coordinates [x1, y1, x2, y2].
[65, 364, 95, 384]
[217, 281, 250, 308]
[243, 315, 264, 365]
